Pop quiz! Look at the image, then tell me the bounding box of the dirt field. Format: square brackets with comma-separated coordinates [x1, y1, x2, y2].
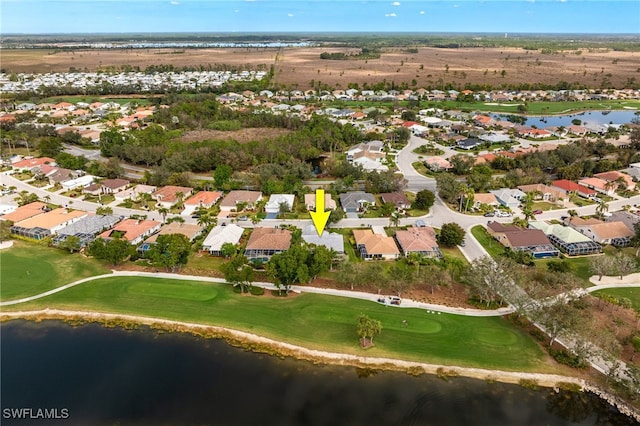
[181, 127, 292, 143]
[2, 46, 639, 89]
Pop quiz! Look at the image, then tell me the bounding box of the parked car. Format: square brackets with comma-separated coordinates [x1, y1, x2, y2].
[533, 209, 543, 215]
[496, 211, 512, 217]
[483, 212, 495, 217]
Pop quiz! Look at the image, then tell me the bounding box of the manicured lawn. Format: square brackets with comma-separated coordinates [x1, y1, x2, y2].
[592, 288, 640, 310]
[534, 256, 594, 285]
[411, 161, 433, 177]
[470, 225, 505, 258]
[6, 275, 551, 372]
[531, 201, 560, 211]
[0, 241, 110, 301]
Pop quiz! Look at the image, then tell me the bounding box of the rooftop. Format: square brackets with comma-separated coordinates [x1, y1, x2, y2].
[245, 227, 292, 251]
[14, 208, 87, 230]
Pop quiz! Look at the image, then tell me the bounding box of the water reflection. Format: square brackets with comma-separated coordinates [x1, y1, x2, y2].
[1, 321, 636, 426]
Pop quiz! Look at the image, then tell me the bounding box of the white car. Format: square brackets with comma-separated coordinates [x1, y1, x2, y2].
[496, 211, 512, 217]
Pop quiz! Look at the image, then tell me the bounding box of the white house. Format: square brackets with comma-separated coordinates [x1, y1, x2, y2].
[201, 224, 245, 255]
[264, 194, 295, 215]
[61, 175, 95, 191]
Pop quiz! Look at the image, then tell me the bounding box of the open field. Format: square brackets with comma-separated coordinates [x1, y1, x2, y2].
[2, 275, 554, 371]
[0, 241, 110, 301]
[2, 46, 639, 89]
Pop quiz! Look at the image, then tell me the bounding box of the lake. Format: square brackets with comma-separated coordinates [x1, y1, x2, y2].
[1, 320, 636, 426]
[494, 110, 639, 128]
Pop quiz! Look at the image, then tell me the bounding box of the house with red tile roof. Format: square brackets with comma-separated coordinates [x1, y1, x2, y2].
[424, 156, 452, 171]
[152, 186, 193, 209]
[518, 128, 551, 138]
[98, 218, 162, 245]
[12, 208, 88, 239]
[474, 153, 497, 165]
[12, 157, 56, 171]
[0, 114, 16, 123]
[578, 177, 616, 196]
[1, 202, 48, 223]
[472, 114, 495, 127]
[394, 226, 441, 258]
[52, 102, 74, 110]
[594, 171, 635, 191]
[551, 180, 597, 199]
[182, 191, 223, 216]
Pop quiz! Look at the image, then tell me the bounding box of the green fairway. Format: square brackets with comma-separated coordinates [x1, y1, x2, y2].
[592, 287, 640, 310]
[0, 241, 110, 301]
[5, 275, 551, 372]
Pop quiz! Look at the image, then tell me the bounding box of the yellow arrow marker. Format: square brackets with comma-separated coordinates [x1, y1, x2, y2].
[310, 189, 331, 236]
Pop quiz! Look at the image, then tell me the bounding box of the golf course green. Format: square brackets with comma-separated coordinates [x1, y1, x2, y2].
[5, 275, 551, 372]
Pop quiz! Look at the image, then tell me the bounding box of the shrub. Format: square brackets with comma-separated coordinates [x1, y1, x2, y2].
[250, 286, 265, 296]
[549, 348, 588, 369]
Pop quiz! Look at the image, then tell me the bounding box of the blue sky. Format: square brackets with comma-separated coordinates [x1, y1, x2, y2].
[1, 0, 639, 34]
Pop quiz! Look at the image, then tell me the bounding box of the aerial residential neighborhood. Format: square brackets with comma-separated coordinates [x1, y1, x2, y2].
[3, 22, 640, 423]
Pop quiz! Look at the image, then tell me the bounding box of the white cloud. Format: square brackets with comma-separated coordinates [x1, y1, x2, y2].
[170, 0, 179, 4]
[385, 13, 397, 17]
[287, 13, 294, 17]
[452, 4, 459, 8]
[419, 10, 425, 14]
[391, 1, 400, 6]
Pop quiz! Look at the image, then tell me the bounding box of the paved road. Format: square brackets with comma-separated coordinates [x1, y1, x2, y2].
[0, 172, 174, 224]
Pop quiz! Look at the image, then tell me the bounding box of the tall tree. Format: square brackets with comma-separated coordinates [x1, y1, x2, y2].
[221, 255, 254, 293]
[58, 235, 82, 253]
[148, 234, 191, 272]
[412, 189, 435, 211]
[356, 314, 382, 347]
[437, 223, 465, 247]
[435, 172, 464, 204]
[87, 238, 133, 266]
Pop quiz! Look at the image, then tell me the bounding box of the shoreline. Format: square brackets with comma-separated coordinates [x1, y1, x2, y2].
[3, 308, 640, 421]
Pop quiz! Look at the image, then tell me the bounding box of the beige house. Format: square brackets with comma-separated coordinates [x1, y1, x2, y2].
[353, 229, 400, 260]
[244, 227, 292, 262]
[219, 191, 263, 212]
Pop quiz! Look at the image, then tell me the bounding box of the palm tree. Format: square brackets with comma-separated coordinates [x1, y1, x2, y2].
[197, 212, 217, 228]
[464, 187, 475, 213]
[604, 180, 617, 195]
[250, 215, 261, 225]
[389, 212, 401, 229]
[521, 193, 535, 221]
[595, 199, 609, 219]
[158, 207, 169, 223]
